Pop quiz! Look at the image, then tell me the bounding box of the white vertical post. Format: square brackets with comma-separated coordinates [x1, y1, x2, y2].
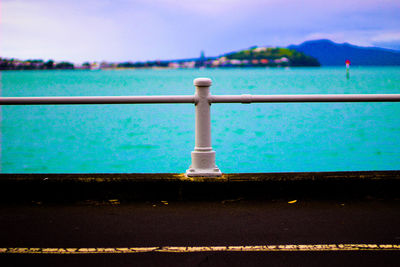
[186, 78, 222, 177]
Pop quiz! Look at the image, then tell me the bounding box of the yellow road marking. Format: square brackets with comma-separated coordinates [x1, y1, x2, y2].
[1, 244, 400, 254]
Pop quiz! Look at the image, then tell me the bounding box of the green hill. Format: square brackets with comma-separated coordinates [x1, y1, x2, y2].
[221, 46, 320, 67]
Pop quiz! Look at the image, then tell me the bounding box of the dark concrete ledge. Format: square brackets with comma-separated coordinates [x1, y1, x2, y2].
[2, 170, 400, 182]
[1, 171, 400, 202]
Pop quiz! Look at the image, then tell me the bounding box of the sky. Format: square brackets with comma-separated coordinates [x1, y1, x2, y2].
[1, 0, 400, 63]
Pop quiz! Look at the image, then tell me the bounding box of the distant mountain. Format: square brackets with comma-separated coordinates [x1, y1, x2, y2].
[288, 39, 400, 66]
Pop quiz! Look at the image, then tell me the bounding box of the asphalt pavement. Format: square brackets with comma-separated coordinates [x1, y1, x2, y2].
[1, 198, 400, 266]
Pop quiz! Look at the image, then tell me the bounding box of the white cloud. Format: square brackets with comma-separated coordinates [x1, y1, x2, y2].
[1, 0, 123, 62]
[1, 0, 399, 61]
[371, 32, 400, 43]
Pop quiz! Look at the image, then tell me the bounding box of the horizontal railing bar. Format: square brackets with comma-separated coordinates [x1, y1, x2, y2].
[0, 95, 195, 105]
[210, 94, 400, 103]
[1, 94, 400, 105]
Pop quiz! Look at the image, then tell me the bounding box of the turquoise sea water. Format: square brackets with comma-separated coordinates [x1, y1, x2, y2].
[1, 67, 400, 173]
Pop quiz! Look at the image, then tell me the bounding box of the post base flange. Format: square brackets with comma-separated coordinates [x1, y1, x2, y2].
[185, 167, 222, 177]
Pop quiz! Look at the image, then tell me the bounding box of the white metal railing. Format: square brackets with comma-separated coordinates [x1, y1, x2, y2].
[1, 77, 400, 177]
[0, 95, 195, 105]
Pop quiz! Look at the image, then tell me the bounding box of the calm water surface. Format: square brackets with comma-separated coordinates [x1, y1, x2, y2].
[1, 67, 400, 173]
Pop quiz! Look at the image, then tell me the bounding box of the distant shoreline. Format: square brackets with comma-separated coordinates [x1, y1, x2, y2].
[0, 46, 321, 71]
[3, 65, 400, 72]
[0, 65, 325, 71]
[3, 39, 400, 71]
